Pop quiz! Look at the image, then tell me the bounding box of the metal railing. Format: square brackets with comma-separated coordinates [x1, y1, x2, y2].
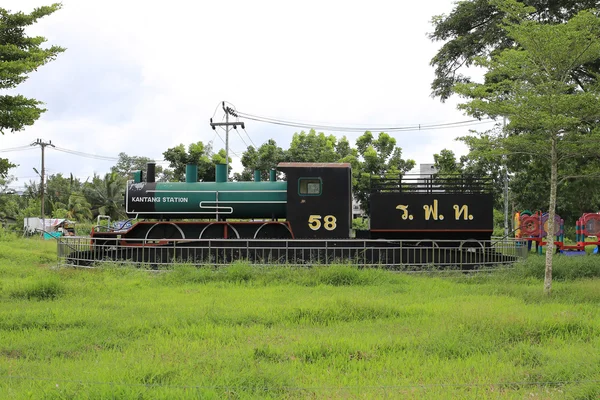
[370, 174, 493, 194]
[57, 237, 528, 270]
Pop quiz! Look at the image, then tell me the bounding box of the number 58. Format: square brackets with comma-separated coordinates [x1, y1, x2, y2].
[308, 215, 337, 231]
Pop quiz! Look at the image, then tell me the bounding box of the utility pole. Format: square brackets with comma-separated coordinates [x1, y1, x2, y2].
[503, 117, 509, 237]
[30, 139, 55, 234]
[209, 102, 245, 181]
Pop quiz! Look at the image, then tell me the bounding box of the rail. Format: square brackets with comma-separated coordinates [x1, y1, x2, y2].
[57, 237, 528, 270]
[370, 174, 493, 194]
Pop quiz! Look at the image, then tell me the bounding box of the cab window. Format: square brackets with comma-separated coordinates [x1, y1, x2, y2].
[298, 178, 322, 196]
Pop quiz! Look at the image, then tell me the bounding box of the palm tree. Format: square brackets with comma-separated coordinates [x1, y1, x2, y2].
[83, 172, 126, 220]
[66, 193, 93, 221]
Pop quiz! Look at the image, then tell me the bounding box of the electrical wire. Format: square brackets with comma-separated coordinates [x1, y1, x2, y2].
[0, 145, 36, 153]
[242, 127, 257, 148]
[52, 146, 119, 161]
[234, 127, 250, 149]
[235, 109, 493, 133]
[221, 101, 258, 149]
[213, 126, 241, 158]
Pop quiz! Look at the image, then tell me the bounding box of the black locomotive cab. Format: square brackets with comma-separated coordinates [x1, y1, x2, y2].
[278, 162, 352, 239]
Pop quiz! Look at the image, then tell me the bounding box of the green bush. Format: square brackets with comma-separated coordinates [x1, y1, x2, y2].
[9, 278, 66, 300]
[313, 264, 365, 286]
[510, 255, 600, 280]
[225, 262, 254, 283]
[352, 218, 369, 231]
[0, 226, 18, 241]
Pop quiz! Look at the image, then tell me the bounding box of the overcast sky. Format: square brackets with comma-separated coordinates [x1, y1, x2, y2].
[1, 0, 496, 190]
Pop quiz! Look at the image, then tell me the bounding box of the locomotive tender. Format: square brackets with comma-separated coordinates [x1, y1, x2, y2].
[90, 161, 493, 245]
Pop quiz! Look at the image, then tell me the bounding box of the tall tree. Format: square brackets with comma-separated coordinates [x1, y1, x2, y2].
[83, 172, 126, 220]
[433, 149, 463, 175]
[429, 0, 598, 101]
[236, 139, 286, 181]
[435, 141, 506, 211]
[0, 158, 16, 180]
[111, 152, 163, 181]
[65, 193, 93, 221]
[163, 141, 230, 182]
[354, 131, 415, 214]
[286, 129, 339, 163]
[45, 173, 81, 216]
[0, 3, 65, 133]
[453, 0, 600, 294]
[0, 175, 20, 222]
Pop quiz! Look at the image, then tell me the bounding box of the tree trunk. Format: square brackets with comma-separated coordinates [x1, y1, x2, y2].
[544, 137, 558, 295]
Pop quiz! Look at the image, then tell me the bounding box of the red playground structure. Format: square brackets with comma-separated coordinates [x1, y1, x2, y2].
[515, 210, 600, 254]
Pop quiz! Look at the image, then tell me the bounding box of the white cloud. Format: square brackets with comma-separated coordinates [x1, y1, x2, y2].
[1, 0, 492, 187]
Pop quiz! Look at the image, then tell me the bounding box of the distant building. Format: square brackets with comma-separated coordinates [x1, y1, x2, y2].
[352, 197, 365, 219]
[419, 163, 437, 178]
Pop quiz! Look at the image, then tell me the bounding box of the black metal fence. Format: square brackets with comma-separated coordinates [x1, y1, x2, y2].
[370, 174, 493, 194]
[57, 237, 528, 270]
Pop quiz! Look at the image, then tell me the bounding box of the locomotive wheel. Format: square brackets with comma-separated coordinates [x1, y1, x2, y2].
[253, 223, 293, 239]
[144, 223, 185, 240]
[199, 223, 240, 239]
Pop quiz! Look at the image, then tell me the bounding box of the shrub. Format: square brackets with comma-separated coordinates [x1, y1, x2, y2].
[10, 278, 66, 300]
[510, 255, 600, 280]
[314, 265, 365, 286]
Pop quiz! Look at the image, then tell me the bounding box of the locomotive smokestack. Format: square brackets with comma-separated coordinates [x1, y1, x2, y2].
[186, 164, 198, 183]
[133, 170, 143, 183]
[146, 162, 156, 183]
[254, 170, 261, 182]
[270, 169, 276, 182]
[215, 163, 227, 183]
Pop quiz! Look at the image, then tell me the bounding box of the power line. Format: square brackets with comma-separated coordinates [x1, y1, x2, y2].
[235, 109, 493, 133]
[234, 127, 250, 149]
[0, 145, 36, 153]
[220, 101, 257, 149]
[242, 127, 257, 148]
[52, 146, 120, 161]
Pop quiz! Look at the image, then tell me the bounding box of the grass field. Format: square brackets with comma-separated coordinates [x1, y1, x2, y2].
[0, 232, 599, 399]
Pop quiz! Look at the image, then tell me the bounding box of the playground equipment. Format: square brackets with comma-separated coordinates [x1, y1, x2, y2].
[515, 210, 564, 254]
[515, 210, 600, 254]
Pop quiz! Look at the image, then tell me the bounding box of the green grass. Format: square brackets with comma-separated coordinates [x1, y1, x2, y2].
[0, 235, 599, 399]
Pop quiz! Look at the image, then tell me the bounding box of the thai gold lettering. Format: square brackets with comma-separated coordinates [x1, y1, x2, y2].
[453, 204, 473, 220]
[423, 200, 444, 221]
[395, 205, 413, 220]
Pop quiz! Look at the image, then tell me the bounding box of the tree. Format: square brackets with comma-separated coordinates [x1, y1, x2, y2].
[354, 131, 415, 214]
[111, 152, 163, 181]
[453, 0, 600, 294]
[0, 175, 20, 222]
[162, 141, 229, 182]
[65, 193, 92, 221]
[83, 172, 126, 220]
[503, 151, 600, 223]
[0, 3, 65, 133]
[45, 173, 81, 216]
[434, 141, 507, 211]
[0, 158, 16, 180]
[433, 149, 463, 175]
[286, 129, 339, 163]
[429, 0, 598, 101]
[235, 139, 286, 182]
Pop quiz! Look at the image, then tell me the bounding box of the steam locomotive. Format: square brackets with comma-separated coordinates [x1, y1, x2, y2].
[75, 161, 502, 267]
